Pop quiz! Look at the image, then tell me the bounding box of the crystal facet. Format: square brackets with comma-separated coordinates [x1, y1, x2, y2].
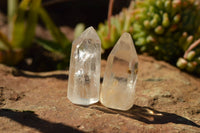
[67, 27, 101, 105]
[100, 32, 138, 111]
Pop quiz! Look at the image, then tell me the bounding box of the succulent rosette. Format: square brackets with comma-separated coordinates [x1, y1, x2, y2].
[97, 0, 200, 74]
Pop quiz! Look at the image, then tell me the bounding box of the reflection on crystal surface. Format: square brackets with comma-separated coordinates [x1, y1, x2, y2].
[67, 27, 101, 105]
[100, 32, 138, 110]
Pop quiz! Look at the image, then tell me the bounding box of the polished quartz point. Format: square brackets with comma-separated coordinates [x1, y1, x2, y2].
[67, 27, 101, 105]
[100, 32, 138, 111]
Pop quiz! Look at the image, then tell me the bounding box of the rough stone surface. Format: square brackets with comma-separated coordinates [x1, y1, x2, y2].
[0, 55, 200, 133]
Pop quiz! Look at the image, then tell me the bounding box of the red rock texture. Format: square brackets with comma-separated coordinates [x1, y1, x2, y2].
[0, 55, 200, 133]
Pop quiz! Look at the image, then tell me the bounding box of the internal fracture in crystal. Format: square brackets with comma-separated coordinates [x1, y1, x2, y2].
[67, 27, 101, 105]
[100, 32, 138, 110]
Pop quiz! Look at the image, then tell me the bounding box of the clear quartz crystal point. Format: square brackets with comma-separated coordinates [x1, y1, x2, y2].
[100, 32, 138, 111]
[67, 27, 101, 105]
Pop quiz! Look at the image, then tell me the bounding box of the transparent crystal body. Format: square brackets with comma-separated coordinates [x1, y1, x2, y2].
[100, 32, 138, 110]
[67, 27, 101, 105]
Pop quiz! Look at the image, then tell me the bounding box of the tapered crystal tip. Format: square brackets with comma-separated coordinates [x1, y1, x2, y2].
[67, 27, 101, 105]
[100, 32, 138, 110]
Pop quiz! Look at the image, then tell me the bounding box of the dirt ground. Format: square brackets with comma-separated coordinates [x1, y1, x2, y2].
[0, 55, 200, 133]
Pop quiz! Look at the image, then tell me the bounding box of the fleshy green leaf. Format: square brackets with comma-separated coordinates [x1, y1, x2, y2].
[12, 0, 41, 48]
[35, 38, 64, 54]
[22, 0, 41, 48]
[39, 7, 71, 49]
[74, 23, 85, 39]
[12, 0, 31, 48]
[0, 31, 12, 50]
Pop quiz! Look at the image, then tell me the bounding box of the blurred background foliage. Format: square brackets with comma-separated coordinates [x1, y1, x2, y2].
[95, 0, 200, 75]
[77, 0, 200, 75]
[0, 0, 200, 76]
[0, 0, 130, 71]
[0, 0, 71, 70]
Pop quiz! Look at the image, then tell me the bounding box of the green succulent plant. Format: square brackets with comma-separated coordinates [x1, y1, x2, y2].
[176, 39, 200, 73]
[0, 0, 71, 68]
[97, 0, 200, 75]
